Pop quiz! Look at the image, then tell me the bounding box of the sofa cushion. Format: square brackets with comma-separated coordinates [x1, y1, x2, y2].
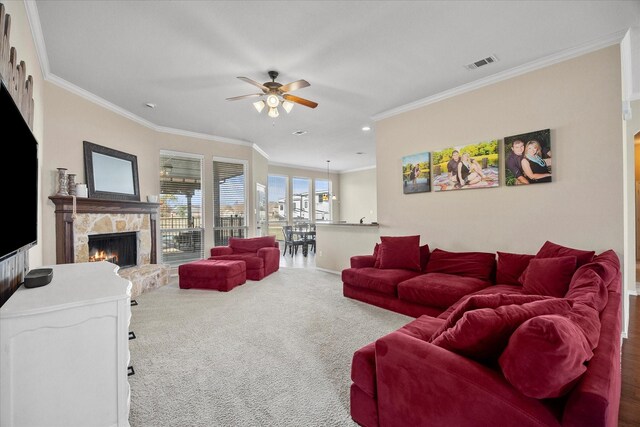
[520, 256, 577, 297]
[229, 236, 276, 253]
[341, 267, 422, 296]
[499, 314, 592, 399]
[397, 273, 489, 309]
[209, 253, 264, 270]
[377, 235, 421, 271]
[431, 298, 573, 361]
[425, 249, 496, 281]
[565, 269, 608, 313]
[535, 240, 595, 268]
[566, 302, 601, 350]
[437, 284, 524, 320]
[496, 251, 534, 286]
[430, 293, 551, 342]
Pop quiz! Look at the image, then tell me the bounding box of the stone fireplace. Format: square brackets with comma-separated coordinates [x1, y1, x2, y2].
[50, 196, 169, 297]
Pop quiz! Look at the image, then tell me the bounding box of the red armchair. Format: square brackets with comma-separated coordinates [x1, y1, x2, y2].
[209, 236, 280, 280]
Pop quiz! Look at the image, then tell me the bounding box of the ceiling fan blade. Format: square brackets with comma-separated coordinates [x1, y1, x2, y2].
[237, 76, 268, 92]
[283, 94, 318, 109]
[279, 79, 310, 93]
[226, 93, 263, 101]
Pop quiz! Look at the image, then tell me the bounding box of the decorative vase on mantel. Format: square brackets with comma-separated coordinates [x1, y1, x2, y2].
[56, 168, 69, 196]
[67, 173, 77, 196]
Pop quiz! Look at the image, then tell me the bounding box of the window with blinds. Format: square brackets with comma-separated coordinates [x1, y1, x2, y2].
[159, 152, 204, 266]
[314, 178, 331, 222]
[268, 175, 287, 240]
[292, 177, 311, 223]
[213, 159, 247, 246]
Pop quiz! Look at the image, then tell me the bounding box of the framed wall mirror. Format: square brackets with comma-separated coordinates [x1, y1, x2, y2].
[83, 141, 140, 201]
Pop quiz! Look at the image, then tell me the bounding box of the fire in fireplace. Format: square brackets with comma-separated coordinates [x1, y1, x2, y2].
[88, 232, 137, 268]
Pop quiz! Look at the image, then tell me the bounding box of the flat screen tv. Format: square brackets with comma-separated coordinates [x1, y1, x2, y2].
[0, 80, 38, 261]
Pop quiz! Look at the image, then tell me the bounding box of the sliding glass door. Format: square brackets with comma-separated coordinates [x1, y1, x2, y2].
[213, 158, 248, 246]
[159, 151, 204, 266]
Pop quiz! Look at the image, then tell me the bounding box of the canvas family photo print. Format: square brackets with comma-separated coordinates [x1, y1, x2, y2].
[402, 152, 431, 194]
[432, 140, 499, 192]
[504, 129, 551, 186]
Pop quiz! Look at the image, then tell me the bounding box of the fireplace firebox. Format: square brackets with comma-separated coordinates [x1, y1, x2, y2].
[88, 232, 137, 268]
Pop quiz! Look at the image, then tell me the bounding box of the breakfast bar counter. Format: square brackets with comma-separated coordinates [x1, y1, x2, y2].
[315, 222, 380, 273]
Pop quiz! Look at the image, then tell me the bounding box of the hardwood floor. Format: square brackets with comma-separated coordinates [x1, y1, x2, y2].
[620, 295, 640, 426]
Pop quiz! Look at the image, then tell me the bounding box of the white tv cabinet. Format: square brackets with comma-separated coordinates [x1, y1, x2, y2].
[0, 261, 132, 427]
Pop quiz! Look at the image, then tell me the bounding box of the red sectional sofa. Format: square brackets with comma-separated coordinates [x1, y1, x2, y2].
[346, 238, 622, 427]
[209, 235, 280, 280]
[343, 239, 497, 318]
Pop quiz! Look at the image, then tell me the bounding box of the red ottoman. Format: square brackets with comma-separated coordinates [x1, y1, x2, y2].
[178, 260, 246, 291]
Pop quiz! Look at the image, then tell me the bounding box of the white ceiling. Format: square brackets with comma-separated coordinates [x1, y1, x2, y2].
[34, 1, 639, 172]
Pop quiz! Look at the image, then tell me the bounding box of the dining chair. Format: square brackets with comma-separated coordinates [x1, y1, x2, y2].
[282, 225, 303, 256]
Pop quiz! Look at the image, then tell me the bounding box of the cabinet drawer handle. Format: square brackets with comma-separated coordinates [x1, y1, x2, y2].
[128, 331, 136, 340]
[130, 300, 138, 306]
[128, 366, 135, 376]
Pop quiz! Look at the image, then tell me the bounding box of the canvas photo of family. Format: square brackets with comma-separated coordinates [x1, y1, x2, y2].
[504, 129, 551, 186]
[432, 140, 499, 192]
[402, 152, 431, 194]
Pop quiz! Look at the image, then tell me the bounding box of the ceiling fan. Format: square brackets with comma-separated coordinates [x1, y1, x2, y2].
[226, 71, 318, 118]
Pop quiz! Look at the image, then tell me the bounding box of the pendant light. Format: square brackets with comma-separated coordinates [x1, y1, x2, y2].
[326, 160, 337, 201]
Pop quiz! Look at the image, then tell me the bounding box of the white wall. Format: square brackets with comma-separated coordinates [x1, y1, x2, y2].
[375, 46, 623, 257]
[339, 167, 377, 224]
[42, 82, 261, 265]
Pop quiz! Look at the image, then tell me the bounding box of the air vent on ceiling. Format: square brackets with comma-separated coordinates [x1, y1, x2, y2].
[292, 130, 308, 136]
[464, 55, 499, 70]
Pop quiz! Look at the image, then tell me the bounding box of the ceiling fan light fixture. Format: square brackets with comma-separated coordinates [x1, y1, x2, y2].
[266, 94, 280, 108]
[282, 100, 294, 113]
[268, 107, 279, 118]
[253, 100, 265, 113]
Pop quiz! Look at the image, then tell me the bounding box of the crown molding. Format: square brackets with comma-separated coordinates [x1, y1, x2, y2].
[268, 161, 339, 174]
[252, 144, 270, 159]
[342, 165, 376, 174]
[45, 73, 270, 152]
[372, 29, 628, 122]
[24, 0, 49, 77]
[23, 0, 271, 156]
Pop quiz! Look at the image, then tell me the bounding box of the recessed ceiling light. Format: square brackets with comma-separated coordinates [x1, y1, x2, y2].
[362, 126, 371, 131]
[292, 130, 308, 136]
[145, 102, 156, 108]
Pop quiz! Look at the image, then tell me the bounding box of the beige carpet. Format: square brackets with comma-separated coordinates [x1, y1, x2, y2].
[128, 268, 411, 426]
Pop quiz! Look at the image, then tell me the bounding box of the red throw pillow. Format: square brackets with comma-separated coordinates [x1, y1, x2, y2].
[496, 252, 535, 286]
[536, 241, 595, 268]
[520, 256, 577, 297]
[499, 315, 592, 399]
[431, 298, 573, 361]
[419, 244, 431, 271]
[429, 293, 551, 342]
[377, 235, 421, 271]
[425, 249, 496, 281]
